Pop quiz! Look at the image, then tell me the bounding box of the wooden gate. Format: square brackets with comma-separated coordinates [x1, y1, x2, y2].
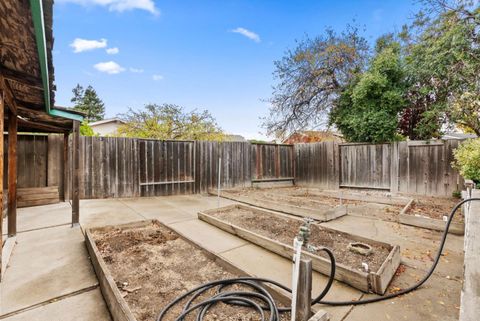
[339, 143, 391, 190]
[251, 143, 294, 183]
[138, 139, 195, 196]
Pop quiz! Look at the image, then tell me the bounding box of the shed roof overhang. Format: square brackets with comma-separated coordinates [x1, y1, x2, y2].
[0, 0, 84, 133]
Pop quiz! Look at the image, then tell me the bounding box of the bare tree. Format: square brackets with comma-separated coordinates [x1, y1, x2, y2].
[262, 26, 369, 139]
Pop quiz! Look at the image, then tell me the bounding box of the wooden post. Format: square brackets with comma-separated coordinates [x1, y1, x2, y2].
[0, 89, 4, 279]
[72, 121, 80, 225]
[296, 259, 313, 321]
[62, 132, 69, 202]
[7, 109, 17, 236]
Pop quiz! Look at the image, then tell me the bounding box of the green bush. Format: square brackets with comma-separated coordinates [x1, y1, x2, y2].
[80, 121, 97, 137]
[453, 138, 480, 183]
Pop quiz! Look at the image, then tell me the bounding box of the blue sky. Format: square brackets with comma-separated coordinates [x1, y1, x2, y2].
[53, 0, 420, 140]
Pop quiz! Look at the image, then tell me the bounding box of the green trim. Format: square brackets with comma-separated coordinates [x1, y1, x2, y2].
[29, 0, 83, 122]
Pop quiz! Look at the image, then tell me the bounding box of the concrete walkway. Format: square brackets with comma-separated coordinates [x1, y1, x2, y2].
[0, 195, 464, 321]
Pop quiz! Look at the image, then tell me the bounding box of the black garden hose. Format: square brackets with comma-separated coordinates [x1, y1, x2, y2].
[156, 247, 336, 321]
[156, 198, 479, 320]
[317, 197, 479, 306]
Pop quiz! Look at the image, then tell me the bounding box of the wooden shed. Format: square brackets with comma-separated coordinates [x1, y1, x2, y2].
[0, 0, 84, 279]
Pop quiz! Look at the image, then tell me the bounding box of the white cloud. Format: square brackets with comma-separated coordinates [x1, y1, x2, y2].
[70, 38, 107, 53]
[129, 67, 144, 73]
[57, 0, 159, 15]
[152, 74, 164, 81]
[231, 27, 261, 43]
[106, 47, 119, 54]
[94, 61, 126, 74]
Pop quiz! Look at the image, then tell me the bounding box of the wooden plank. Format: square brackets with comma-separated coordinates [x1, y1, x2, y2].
[0, 88, 4, 279]
[72, 121, 80, 225]
[460, 191, 480, 321]
[61, 133, 68, 201]
[7, 110, 17, 236]
[217, 190, 347, 222]
[399, 214, 464, 235]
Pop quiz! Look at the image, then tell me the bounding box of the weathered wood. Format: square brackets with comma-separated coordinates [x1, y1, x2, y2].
[399, 213, 464, 235]
[339, 143, 391, 190]
[199, 205, 401, 294]
[0, 88, 4, 280]
[72, 121, 80, 225]
[310, 189, 412, 207]
[62, 133, 68, 201]
[84, 219, 296, 321]
[296, 259, 313, 321]
[460, 192, 480, 321]
[252, 143, 293, 181]
[294, 140, 463, 197]
[7, 109, 17, 236]
[217, 189, 347, 222]
[8, 137, 464, 199]
[17, 186, 59, 208]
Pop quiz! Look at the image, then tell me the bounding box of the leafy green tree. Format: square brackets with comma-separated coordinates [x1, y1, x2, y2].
[117, 104, 225, 141]
[263, 25, 369, 139]
[453, 138, 480, 183]
[330, 39, 406, 143]
[400, 1, 480, 138]
[71, 84, 105, 122]
[79, 121, 97, 137]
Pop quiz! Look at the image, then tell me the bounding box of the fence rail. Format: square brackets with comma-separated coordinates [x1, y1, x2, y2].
[8, 135, 466, 199]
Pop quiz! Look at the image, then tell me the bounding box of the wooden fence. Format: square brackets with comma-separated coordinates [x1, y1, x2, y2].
[251, 143, 294, 182]
[74, 138, 254, 198]
[8, 135, 466, 200]
[3, 134, 64, 193]
[295, 140, 464, 197]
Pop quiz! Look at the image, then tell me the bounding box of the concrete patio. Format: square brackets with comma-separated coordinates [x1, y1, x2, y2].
[0, 195, 464, 321]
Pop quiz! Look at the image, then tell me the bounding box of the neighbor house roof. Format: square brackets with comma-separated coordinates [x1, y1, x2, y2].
[0, 0, 83, 133]
[441, 132, 477, 140]
[89, 118, 126, 127]
[225, 134, 247, 142]
[283, 131, 344, 144]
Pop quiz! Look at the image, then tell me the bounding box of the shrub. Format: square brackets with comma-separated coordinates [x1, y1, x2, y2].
[453, 138, 480, 183]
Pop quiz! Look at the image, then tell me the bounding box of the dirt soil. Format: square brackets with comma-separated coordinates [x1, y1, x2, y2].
[209, 206, 392, 273]
[92, 223, 290, 321]
[408, 196, 464, 223]
[222, 187, 404, 222]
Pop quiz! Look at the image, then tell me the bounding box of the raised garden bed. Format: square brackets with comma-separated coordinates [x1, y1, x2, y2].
[215, 187, 347, 222]
[85, 220, 300, 321]
[199, 204, 401, 294]
[399, 197, 464, 235]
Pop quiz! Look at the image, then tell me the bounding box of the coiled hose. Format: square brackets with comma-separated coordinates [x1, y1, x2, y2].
[156, 198, 479, 320]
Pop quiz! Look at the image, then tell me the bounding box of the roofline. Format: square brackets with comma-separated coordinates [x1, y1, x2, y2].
[30, 0, 84, 123]
[89, 118, 126, 126]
